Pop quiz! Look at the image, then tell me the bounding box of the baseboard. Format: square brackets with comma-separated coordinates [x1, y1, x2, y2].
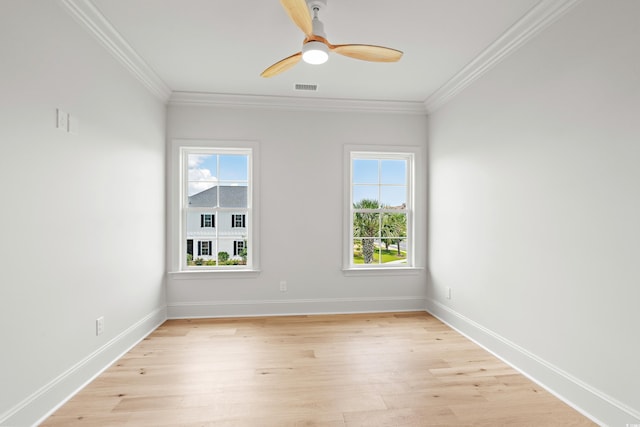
[1, 306, 167, 427]
[167, 296, 426, 319]
[425, 298, 640, 427]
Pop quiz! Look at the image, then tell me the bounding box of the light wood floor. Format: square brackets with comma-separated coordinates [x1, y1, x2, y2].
[43, 312, 595, 426]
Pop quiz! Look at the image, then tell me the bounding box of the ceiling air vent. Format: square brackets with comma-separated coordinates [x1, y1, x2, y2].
[294, 83, 318, 92]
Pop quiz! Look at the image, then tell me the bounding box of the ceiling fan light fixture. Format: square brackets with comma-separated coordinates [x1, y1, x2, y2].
[260, 0, 402, 77]
[302, 41, 329, 65]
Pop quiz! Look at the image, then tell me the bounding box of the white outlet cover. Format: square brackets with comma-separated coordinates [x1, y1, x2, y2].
[96, 317, 104, 335]
[56, 109, 68, 131]
[68, 115, 80, 135]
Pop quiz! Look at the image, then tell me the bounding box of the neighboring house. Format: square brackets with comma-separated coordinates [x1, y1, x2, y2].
[186, 185, 247, 261]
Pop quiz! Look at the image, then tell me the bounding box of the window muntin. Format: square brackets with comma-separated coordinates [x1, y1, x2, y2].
[348, 152, 413, 268]
[181, 148, 252, 269]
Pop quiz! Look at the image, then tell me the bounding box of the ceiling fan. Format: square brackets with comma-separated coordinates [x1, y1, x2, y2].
[261, 0, 403, 78]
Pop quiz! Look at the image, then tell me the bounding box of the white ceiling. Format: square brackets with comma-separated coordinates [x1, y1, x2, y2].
[86, 0, 544, 104]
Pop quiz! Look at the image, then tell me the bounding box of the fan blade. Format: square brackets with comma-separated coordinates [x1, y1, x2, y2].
[261, 52, 302, 78]
[331, 44, 403, 62]
[280, 0, 313, 36]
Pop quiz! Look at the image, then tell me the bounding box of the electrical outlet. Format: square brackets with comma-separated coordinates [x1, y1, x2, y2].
[279, 280, 287, 292]
[96, 316, 104, 336]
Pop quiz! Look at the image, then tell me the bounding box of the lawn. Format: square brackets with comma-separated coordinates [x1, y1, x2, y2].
[353, 248, 406, 264]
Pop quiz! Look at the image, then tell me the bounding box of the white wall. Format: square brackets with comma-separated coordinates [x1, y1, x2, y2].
[166, 104, 428, 317]
[428, 0, 640, 424]
[0, 1, 166, 425]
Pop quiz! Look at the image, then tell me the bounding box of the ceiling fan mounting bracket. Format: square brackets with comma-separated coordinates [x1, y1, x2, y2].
[307, 0, 327, 13]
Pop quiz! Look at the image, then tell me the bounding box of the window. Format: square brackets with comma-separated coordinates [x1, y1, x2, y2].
[233, 240, 245, 256]
[232, 214, 246, 228]
[198, 240, 212, 256]
[345, 149, 415, 269]
[201, 214, 215, 228]
[176, 145, 255, 270]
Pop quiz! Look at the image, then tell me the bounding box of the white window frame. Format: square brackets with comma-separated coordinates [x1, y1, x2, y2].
[343, 145, 422, 274]
[168, 139, 260, 277]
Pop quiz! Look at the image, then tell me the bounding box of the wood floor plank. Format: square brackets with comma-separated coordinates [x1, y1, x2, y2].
[42, 312, 595, 426]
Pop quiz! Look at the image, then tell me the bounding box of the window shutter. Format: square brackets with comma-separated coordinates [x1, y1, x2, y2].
[231, 215, 235, 228]
[233, 241, 238, 256]
[242, 215, 246, 228]
[212, 214, 215, 228]
[200, 215, 204, 227]
[208, 241, 212, 255]
[197, 241, 202, 256]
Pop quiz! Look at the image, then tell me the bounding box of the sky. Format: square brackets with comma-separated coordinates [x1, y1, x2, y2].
[187, 154, 406, 207]
[352, 158, 407, 207]
[188, 154, 248, 196]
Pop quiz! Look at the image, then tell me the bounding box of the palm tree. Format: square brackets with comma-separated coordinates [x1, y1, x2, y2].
[353, 199, 380, 264]
[382, 212, 407, 256]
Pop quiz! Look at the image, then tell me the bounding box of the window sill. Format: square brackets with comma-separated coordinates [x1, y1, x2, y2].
[342, 267, 423, 277]
[168, 269, 261, 280]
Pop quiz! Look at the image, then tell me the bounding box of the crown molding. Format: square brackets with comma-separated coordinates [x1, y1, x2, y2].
[169, 92, 428, 115]
[59, 0, 583, 114]
[424, 0, 584, 114]
[59, 0, 172, 102]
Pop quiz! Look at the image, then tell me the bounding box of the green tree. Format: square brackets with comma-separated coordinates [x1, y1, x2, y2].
[353, 199, 380, 264]
[382, 212, 407, 256]
[239, 240, 248, 263]
[218, 251, 229, 263]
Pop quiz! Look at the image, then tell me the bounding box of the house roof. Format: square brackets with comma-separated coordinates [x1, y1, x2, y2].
[189, 186, 247, 208]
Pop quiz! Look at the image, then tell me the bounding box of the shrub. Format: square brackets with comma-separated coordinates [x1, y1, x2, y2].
[218, 251, 230, 263]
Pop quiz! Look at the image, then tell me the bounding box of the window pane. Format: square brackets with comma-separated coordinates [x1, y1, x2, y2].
[218, 238, 234, 263]
[377, 239, 407, 264]
[219, 155, 248, 182]
[217, 237, 247, 265]
[218, 183, 248, 208]
[380, 160, 406, 185]
[188, 154, 218, 197]
[352, 185, 378, 205]
[380, 214, 407, 264]
[352, 238, 377, 265]
[353, 159, 378, 184]
[347, 151, 413, 269]
[353, 212, 380, 238]
[188, 186, 218, 208]
[380, 186, 406, 207]
[382, 213, 407, 239]
[182, 147, 253, 271]
[186, 213, 216, 237]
